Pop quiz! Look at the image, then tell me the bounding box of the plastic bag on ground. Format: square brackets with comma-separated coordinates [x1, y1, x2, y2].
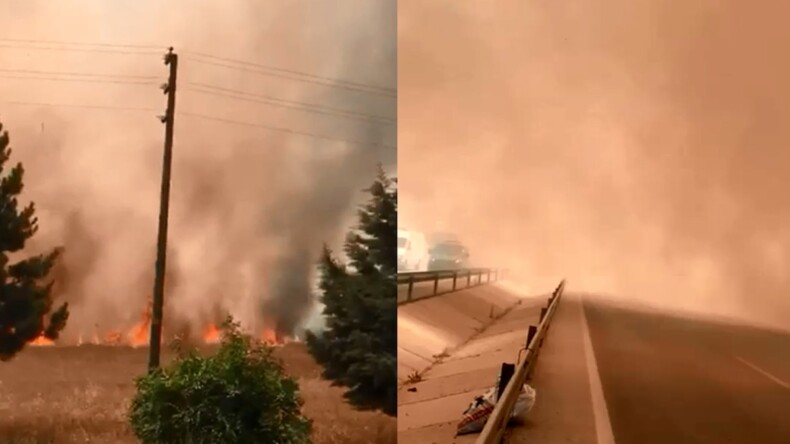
[456, 378, 536, 435]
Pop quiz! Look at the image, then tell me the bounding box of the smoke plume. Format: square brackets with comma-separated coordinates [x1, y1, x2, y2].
[0, 0, 395, 340]
[399, 0, 790, 330]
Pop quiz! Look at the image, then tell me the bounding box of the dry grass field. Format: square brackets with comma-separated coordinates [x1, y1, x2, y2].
[0, 343, 396, 443]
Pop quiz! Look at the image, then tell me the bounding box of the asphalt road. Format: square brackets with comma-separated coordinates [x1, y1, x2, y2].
[584, 300, 790, 444]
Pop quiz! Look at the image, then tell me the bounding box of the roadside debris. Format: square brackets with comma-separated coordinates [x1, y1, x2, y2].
[456, 378, 536, 435]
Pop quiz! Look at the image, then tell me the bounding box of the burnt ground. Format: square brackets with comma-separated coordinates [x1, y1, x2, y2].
[0, 343, 396, 443]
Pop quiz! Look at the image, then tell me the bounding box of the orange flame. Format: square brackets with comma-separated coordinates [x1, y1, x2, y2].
[25, 300, 292, 347]
[127, 300, 152, 347]
[261, 328, 278, 345]
[128, 322, 149, 347]
[203, 324, 220, 343]
[105, 331, 123, 345]
[29, 335, 55, 346]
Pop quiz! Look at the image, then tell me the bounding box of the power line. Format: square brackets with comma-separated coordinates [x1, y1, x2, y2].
[0, 106, 395, 148]
[186, 85, 381, 125]
[0, 39, 395, 98]
[0, 68, 160, 81]
[179, 111, 395, 149]
[0, 100, 158, 112]
[183, 50, 395, 96]
[182, 55, 396, 99]
[185, 83, 395, 125]
[0, 74, 157, 86]
[0, 43, 161, 56]
[0, 37, 163, 50]
[189, 82, 395, 122]
[2, 76, 395, 127]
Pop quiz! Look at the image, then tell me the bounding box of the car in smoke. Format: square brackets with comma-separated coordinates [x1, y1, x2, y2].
[427, 241, 470, 271]
[398, 229, 428, 271]
[428, 231, 460, 245]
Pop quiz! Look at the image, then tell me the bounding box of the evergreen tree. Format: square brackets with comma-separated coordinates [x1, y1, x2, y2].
[306, 165, 397, 415]
[0, 122, 68, 361]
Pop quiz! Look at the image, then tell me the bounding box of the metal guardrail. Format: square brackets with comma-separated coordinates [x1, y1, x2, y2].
[475, 279, 566, 444]
[397, 268, 503, 305]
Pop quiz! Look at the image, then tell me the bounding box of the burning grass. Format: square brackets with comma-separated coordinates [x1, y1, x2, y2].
[26, 301, 286, 349]
[0, 343, 396, 444]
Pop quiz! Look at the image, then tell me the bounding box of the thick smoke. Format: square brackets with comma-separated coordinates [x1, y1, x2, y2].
[1, 0, 395, 340]
[399, 0, 790, 330]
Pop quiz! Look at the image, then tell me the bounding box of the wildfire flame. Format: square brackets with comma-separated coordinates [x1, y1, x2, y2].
[127, 301, 152, 347]
[261, 328, 278, 345]
[29, 336, 55, 346]
[203, 324, 220, 343]
[28, 301, 290, 347]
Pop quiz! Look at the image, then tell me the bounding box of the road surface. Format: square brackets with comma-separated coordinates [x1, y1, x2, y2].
[579, 299, 790, 444]
[399, 291, 790, 443]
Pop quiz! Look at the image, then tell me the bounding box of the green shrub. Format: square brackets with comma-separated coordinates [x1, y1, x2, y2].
[128, 318, 312, 444]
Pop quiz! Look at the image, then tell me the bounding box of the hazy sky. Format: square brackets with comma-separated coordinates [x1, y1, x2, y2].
[399, 0, 790, 329]
[0, 0, 396, 340]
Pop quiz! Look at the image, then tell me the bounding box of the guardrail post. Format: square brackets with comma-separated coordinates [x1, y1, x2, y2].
[539, 307, 547, 322]
[467, 270, 472, 287]
[525, 325, 538, 381]
[526, 325, 537, 347]
[497, 363, 516, 400]
[407, 275, 414, 302]
[554, 280, 564, 296]
[433, 274, 439, 295]
[452, 271, 457, 291]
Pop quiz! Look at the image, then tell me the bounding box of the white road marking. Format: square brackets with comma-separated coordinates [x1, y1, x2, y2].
[735, 355, 790, 390]
[579, 295, 617, 444]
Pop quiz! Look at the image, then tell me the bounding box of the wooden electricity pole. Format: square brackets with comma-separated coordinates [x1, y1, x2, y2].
[148, 47, 178, 371]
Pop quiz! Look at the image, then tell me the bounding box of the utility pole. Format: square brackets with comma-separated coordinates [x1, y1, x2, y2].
[148, 47, 178, 371]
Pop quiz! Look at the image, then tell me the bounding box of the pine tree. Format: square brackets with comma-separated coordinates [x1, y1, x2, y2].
[306, 165, 397, 414]
[0, 122, 68, 361]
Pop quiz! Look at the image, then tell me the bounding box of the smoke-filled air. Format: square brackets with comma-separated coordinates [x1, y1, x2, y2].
[399, 0, 790, 330]
[0, 0, 396, 344]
